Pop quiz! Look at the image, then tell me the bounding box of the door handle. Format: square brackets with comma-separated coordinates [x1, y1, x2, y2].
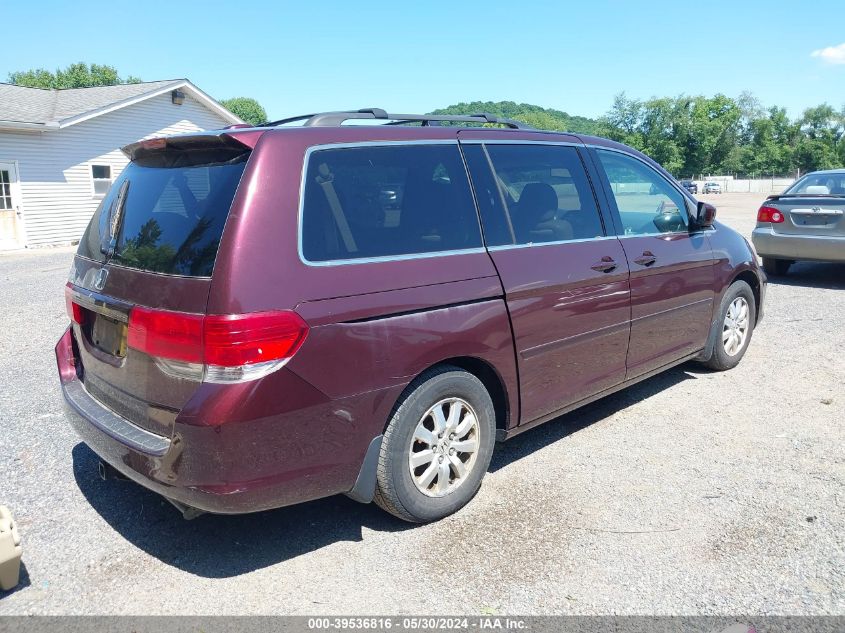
[590, 256, 617, 273]
[634, 251, 657, 267]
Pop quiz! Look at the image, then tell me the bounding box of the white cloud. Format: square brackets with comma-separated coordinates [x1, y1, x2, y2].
[811, 42, 845, 64]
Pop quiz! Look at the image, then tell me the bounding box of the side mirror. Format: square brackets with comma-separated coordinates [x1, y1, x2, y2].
[695, 201, 716, 228]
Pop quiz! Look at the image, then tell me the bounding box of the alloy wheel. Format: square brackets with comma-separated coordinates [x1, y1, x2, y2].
[408, 398, 480, 498]
[722, 296, 750, 356]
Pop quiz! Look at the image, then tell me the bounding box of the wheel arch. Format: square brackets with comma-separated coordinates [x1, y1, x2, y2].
[698, 268, 761, 363]
[731, 269, 762, 324]
[348, 354, 512, 505]
[441, 356, 511, 431]
[384, 356, 512, 434]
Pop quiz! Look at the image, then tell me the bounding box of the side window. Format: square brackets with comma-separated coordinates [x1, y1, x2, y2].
[460, 144, 513, 246]
[483, 144, 604, 246]
[596, 150, 690, 235]
[301, 144, 482, 262]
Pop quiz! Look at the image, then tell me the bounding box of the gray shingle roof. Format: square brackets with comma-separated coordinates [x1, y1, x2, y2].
[0, 79, 185, 125]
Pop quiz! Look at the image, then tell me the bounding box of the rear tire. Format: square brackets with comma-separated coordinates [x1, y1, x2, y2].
[702, 280, 756, 371]
[762, 257, 791, 276]
[374, 366, 496, 523]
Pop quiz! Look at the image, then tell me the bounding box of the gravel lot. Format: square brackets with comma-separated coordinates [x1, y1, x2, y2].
[1, 192, 843, 615]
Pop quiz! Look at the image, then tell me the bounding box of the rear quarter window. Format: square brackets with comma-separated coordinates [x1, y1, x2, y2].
[300, 144, 482, 263]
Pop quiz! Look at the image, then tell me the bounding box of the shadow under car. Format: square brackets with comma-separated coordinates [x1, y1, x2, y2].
[72, 364, 697, 578]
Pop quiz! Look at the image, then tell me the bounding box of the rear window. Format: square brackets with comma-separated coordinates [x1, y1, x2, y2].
[78, 153, 247, 277]
[787, 173, 845, 195]
[301, 144, 482, 262]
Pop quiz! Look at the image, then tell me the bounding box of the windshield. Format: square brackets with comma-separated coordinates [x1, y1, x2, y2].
[77, 155, 247, 276]
[786, 173, 845, 195]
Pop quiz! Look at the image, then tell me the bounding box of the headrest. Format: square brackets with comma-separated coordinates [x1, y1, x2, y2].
[518, 182, 558, 214]
[805, 185, 830, 195]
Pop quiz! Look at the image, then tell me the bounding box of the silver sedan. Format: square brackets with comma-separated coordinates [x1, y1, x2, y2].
[752, 169, 845, 276]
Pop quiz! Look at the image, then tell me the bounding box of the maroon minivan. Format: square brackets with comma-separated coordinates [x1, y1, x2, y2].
[56, 110, 765, 523]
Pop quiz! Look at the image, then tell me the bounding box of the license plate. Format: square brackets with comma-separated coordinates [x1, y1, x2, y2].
[90, 313, 128, 357]
[790, 208, 842, 226]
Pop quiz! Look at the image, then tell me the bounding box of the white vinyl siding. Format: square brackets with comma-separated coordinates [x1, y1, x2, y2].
[0, 91, 233, 246]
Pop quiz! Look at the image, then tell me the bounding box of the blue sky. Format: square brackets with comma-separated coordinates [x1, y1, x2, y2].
[3, 0, 844, 121]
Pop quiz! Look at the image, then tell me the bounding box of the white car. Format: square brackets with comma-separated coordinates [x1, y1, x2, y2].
[703, 182, 722, 194]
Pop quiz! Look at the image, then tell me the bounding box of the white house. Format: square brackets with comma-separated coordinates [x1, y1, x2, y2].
[0, 79, 243, 250]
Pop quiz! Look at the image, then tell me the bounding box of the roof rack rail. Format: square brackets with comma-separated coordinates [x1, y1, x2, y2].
[260, 108, 530, 129]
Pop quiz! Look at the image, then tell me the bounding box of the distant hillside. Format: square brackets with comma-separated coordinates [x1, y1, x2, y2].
[430, 101, 599, 134]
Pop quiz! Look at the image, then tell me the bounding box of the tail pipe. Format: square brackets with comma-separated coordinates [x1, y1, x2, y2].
[98, 460, 127, 481]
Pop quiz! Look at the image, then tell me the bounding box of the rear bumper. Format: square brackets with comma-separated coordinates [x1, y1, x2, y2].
[752, 227, 845, 262]
[57, 328, 393, 515]
[63, 380, 171, 456]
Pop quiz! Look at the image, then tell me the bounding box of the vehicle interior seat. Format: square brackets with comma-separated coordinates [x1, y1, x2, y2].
[515, 182, 573, 243]
[402, 179, 474, 252]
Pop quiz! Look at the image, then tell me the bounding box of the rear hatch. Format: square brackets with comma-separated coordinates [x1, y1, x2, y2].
[66, 132, 255, 438]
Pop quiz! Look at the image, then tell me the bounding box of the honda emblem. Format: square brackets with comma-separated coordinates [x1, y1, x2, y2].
[93, 268, 108, 291]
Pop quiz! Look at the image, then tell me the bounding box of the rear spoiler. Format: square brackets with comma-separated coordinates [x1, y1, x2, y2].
[122, 130, 265, 162]
[766, 193, 845, 201]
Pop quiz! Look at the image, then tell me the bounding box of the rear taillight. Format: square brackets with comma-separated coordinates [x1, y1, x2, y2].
[127, 307, 309, 383]
[757, 206, 785, 223]
[127, 307, 204, 364]
[203, 312, 309, 367]
[64, 282, 84, 324]
[55, 326, 78, 383]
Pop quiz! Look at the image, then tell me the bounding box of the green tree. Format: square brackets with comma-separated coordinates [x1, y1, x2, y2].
[596, 92, 837, 177]
[219, 97, 267, 126]
[598, 93, 645, 149]
[679, 95, 742, 176]
[739, 107, 799, 176]
[637, 97, 685, 174]
[795, 104, 844, 172]
[8, 62, 141, 88]
[433, 95, 845, 177]
[431, 101, 599, 135]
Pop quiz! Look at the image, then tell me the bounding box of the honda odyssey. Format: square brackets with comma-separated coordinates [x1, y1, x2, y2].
[57, 109, 766, 523]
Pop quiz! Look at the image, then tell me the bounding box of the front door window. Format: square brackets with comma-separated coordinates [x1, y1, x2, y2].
[596, 151, 690, 235]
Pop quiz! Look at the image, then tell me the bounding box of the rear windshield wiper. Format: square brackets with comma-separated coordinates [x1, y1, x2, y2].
[101, 180, 130, 258]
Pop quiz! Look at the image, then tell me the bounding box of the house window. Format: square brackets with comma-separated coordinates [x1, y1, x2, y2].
[91, 165, 112, 197]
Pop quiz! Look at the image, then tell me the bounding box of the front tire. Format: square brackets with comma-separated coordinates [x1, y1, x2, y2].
[762, 257, 791, 276]
[702, 280, 756, 371]
[374, 366, 496, 523]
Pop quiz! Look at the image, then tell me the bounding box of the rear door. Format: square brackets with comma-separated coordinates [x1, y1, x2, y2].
[67, 135, 252, 438]
[591, 148, 715, 379]
[461, 137, 631, 424]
